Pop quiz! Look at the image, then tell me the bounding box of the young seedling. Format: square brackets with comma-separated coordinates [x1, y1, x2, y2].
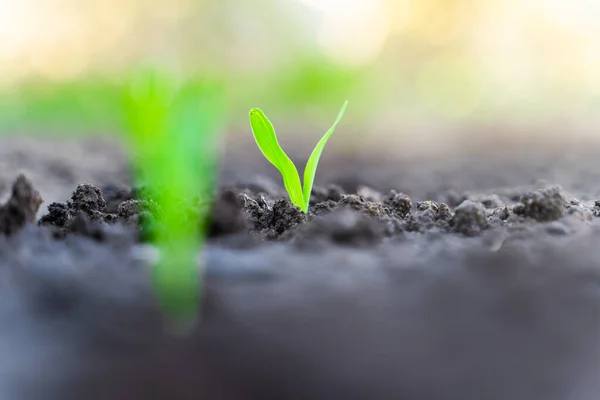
[123, 69, 222, 329]
[249, 101, 348, 213]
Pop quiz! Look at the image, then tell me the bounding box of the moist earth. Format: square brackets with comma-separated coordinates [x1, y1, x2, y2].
[16, 173, 596, 248]
[1, 141, 600, 399]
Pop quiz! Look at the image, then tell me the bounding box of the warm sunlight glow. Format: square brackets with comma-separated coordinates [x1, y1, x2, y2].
[1, 0, 600, 94]
[294, 0, 391, 66]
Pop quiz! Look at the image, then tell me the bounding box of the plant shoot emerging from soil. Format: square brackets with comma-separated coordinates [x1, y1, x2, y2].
[249, 101, 348, 213]
[123, 69, 222, 328]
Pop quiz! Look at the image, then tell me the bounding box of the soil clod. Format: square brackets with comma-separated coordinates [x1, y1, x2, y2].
[0, 174, 43, 235]
[383, 190, 412, 217]
[68, 183, 107, 214]
[517, 186, 566, 222]
[451, 200, 487, 236]
[40, 183, 118, 239]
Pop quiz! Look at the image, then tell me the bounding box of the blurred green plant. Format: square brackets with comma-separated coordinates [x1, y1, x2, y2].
[0, 57, 372, 135]
[249, 100, 347, 213]
[0, 80, 123, 134]
[123, 69, 223, 328]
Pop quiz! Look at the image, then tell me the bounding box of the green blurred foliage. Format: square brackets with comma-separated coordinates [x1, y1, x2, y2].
[0, 80, 123, 135]
[0, 57, 370, 135]
[122, 69, 224, 325]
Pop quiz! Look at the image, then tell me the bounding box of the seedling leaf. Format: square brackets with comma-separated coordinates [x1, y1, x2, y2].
[302, 100, 348, 211]
[249, 108, 304, 209]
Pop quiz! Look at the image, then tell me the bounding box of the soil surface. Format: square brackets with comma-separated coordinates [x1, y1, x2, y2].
[1, 134, 600, 399]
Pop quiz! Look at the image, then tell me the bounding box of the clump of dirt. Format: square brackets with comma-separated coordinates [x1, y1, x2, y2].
[68, 183, 106, 214]
[0, 174, 43, 235]
[404, 200, 452, 233]
[243, 196, 308, 240]
[382, 190, 413, 217]
[39, 183, 123, 239]
[450, 200, 488, 236]
[514, 186, 566, 221]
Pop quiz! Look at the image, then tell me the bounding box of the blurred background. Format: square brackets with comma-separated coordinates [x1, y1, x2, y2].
[1, 0, 600, 202]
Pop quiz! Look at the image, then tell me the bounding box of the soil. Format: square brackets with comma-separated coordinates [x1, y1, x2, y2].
[1, 135, 600, 399]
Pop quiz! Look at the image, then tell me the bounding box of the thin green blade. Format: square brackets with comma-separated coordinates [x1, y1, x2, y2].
[302, 100, 348, 211]
[249, 108, 304, 209]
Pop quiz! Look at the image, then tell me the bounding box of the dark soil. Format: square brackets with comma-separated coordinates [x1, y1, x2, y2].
[1, 136, 600, 399]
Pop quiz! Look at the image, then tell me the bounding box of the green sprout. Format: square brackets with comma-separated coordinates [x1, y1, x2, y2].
[123, 69, 222, 328]
[249, 100, 348, 213]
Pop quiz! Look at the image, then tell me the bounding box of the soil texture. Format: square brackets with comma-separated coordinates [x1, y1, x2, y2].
[0, 136, 600, 399]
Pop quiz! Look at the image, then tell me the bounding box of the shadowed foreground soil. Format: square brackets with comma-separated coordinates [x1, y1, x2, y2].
[1, 136, 600, 399]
